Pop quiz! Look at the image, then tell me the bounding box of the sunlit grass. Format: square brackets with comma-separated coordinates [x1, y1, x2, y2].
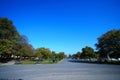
[16, 59, 63, 64]
[21, 60, 37, 64]
[41, 60, 58, 64]
[41, 60, 52, 64]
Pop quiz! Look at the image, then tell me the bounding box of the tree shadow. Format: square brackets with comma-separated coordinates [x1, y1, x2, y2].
[68, 59, 81, 63]
[0, 78, 23, 80]
[67, 59, 120, 65]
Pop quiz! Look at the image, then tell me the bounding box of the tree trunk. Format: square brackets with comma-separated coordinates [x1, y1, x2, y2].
[107, 53, 110, 60]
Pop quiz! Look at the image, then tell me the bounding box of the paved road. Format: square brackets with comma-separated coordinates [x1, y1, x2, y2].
[0, 59, 120, 80]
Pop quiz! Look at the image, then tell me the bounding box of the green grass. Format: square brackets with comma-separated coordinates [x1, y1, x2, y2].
[57, 59, 64, 63]
[41, 59, 63, 64]
[15, 59, 63, 64]
[41, 60, 57, 64]
[41, 60, 52, 64]
[21, 60, 37, 64]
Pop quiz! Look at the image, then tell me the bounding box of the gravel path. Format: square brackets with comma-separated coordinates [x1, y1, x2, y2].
[0, 59, 120, 80]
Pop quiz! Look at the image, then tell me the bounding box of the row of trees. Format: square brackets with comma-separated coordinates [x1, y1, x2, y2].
[0, 17, 66, 62]
[0, 17, 120, 62]
[69, 46, 97, 60]
[35, 48, 66, 61]
[70, 29, 120, 61]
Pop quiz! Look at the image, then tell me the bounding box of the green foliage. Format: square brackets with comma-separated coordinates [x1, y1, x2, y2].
[19, 43, 34, 57]
[76, 52, 81, 59]
[0, 17, 34, 62]
[18, 35, 34, 57]
[0, 17, 20, 40]
[57, 52, 66, 60]
[71, 46, 95, 59]
[0, 39, 18, 55]
[0, 17, 21, 60]
[72, 52, 81, 59]
[81, 46, 95, 59]
[96, 29, 120, 59]
[35, 47, 51, 60]
[0, 17, 66, 63]
[51, 51, 57, 58]
[21, 60, 36, 64]
[35, 48, 66, 62]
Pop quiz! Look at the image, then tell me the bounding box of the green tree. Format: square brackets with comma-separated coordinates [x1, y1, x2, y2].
[57, 52, 66, 60]
[76, 52, 81, 59]
[21, 43, 33, 57]
[71, 52, 81, 59]
[18, 35, 34, 58]
[35, 49, 43, 61]
[51, 51, 57, 59]
[81, 46, 95, 59]
[0, 40, 18, 58]
[95, 29, 120, 59]
[0, 17, 20, 40]
[0, 17, 21, 61]
[35, 47, 51, 60]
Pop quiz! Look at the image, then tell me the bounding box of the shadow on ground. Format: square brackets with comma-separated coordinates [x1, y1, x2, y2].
[0, 79, 23, 80]
[68, 59, 120, 65]
[68, 59, 81, 63]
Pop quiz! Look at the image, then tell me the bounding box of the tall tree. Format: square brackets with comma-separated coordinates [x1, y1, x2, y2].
[51, 51, 57, 59]
[0, 40, 18, 58]
[17, 35, 34, 59]
[0, 17, 21, 61]
[0, 17, 20, 40]
[57, 52, 66, 60]
[76, 52, 81, 59]
[81, 46, 95, 59]
[72, 52, 81, 59]
[95, 29, 120, 59]
[35, 47, 51, 60]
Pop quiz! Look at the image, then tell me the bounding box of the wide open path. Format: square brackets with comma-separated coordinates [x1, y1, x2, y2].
[0, 59, 120, 80]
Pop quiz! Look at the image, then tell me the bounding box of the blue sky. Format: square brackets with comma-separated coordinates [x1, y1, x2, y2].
[0, 0, 120, 54]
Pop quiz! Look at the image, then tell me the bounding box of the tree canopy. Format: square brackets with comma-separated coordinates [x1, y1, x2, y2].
[2, 17, 119, 64]
[0, 17, 21, 60]
[95, 29, 120, 59]
[80, 46, 95, 59]
[0, 17, 20, 40]
[35, 47, 51, 60]
[0, 17, 34, 62]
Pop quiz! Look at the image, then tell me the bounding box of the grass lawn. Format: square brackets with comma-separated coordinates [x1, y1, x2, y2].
[41, 59, 63, 64]
[21, 60, 37, 64]
[41, 60, 53, 64]
[15, 59, 63, 64]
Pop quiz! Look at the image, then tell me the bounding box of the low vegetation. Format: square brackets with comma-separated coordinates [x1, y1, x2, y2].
[14, 58, 63, 64]
[21, 60, 37, 64]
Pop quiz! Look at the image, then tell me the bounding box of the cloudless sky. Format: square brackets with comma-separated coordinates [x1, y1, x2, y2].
[0, 0, 120, 54]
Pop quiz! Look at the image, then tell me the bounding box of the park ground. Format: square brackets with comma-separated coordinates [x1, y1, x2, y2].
[0, 59, 120, 80]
